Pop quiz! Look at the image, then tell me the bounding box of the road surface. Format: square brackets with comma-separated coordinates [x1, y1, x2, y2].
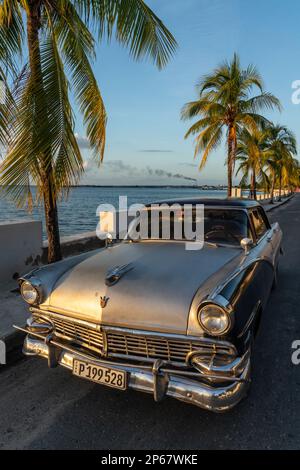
[0, 195, 300, 450]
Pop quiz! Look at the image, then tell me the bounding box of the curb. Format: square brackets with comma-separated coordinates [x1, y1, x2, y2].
[1, 193, 295, 368]
[264, 194, 294, 212]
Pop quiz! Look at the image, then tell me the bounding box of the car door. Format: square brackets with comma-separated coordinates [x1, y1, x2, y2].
[248, 207, 275, 304]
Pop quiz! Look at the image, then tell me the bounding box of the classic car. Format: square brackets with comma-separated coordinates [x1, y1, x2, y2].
[15, 198, 282, 412]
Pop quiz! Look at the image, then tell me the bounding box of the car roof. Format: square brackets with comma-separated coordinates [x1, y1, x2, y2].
[146, 197, 262, 209]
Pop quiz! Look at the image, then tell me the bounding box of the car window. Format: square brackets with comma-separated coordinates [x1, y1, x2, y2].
[203, 209, 252, 245]
[129, 208, 252, 246]
[251, 208, 268, 240]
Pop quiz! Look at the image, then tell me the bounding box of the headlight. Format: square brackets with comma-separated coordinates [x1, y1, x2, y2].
[21, 281, 39, 305]
[198, 303, 231, 336]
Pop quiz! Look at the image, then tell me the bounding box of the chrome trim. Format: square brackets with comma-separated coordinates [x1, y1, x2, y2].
[28, 312, 237, 367]
[26, 317, 53, 335]
[105, 263, 134, 286]
[30, 308, 102, 331]
[237, 301, 261, 339]
[29, 308, 238, 357]
[101, 324, 236, 353]
[189, 349, 250, 378]
[19, 329, 251, 412]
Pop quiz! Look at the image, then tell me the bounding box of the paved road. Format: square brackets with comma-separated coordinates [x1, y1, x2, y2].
[1, 196, 300, 450]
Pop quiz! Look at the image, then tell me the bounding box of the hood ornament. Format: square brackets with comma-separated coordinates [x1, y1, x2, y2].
[100, 295, 109, 308]
[105, 263, 134, 287]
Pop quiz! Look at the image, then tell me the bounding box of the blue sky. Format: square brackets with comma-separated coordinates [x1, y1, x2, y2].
[77, 0, 300, 185]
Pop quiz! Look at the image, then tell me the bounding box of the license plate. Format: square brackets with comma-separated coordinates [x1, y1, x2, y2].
[73, 359, 127, 390]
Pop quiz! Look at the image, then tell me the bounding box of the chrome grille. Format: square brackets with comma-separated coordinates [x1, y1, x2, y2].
[34, 313, 233, 363]
[106, 331, 218, 362]
[49, 316, 104, 354]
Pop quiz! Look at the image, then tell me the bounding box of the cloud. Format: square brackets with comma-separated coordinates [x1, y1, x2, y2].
[105, 163, 197, 182]
[145, 167, 197, 182]
[75, 133, 90, 150]
[82, 158, 197, 183]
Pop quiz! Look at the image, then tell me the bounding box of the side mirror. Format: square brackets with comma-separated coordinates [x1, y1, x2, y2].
[105, 232, 113, 248]
[240, 237, 253, 255]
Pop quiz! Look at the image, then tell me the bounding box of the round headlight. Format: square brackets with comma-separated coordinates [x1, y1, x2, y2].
[199, 304, 230, 336]
[21, 281, 39, 305]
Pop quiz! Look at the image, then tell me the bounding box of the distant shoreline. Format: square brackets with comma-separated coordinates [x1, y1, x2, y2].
[0, 184, 228, 190]
[68, 185, 228, 189]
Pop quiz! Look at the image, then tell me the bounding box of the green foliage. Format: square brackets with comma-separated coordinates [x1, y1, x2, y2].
[181, 53, 281, 185]
[0, 0, 177, 209]
[236, 123, 298, 196]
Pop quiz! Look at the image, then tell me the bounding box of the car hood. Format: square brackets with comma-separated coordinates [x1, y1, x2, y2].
[46, 242, 240, 335]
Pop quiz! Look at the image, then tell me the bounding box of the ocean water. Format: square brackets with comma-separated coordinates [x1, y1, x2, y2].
[0, 186, 227, 238]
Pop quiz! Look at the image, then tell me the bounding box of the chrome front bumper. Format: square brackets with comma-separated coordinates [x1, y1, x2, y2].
[20, 330, 251, 413]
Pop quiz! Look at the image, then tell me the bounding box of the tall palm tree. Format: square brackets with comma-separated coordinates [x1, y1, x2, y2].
[0, 0, 177, 263]
[236, 127, 271, 199]
[265, 125, 297, 202]
[181, 53, 281, 197]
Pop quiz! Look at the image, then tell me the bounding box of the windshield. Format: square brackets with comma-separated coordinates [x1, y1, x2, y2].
[127, 208, 252, 246]
[202, 209, 251, 245]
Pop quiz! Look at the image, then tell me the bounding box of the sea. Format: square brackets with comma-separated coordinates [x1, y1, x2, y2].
[0, 186, 227, 239]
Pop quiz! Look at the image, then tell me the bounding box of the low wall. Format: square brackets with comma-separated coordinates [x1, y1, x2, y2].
[232, 187, 292, 200]
[42, 231, 105, 263]
[0, 219, 43, 286]
[42, 210, 136, 262]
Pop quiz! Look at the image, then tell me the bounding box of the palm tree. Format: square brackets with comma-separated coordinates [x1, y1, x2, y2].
[287, 158, 300, 191]
[236, 127, 271, 199]
[265, 125, 297, 202]
[0, 0, 177, 263]
[181, 53, 281, 197]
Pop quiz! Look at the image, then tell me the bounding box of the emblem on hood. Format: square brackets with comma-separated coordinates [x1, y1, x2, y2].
[105, 263, 134, 287]
[100, 295, 109, 308]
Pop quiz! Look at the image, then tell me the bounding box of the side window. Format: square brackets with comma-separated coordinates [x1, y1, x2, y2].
[251, 208, 268, 240]
[257, 207, 270, 229]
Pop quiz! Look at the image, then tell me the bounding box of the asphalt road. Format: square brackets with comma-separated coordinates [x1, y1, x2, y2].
[1, 195, 300, 450]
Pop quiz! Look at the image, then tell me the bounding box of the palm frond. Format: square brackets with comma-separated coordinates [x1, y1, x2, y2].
[184, 117, 221, 139]
[243, 93, 282, 113]
[0, 0, 24, 76]
[73, 0, 178, 69]
[194, 124, 223, 168]
[42, 14, 83, 191]
[0, 22, 84, 205]
[54, 1, 107, 160]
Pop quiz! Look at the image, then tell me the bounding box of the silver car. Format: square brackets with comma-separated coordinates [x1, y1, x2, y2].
[16, 198, 282, 412]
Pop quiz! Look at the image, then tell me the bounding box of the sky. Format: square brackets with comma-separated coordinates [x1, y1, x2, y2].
[75, 0, 300, 186]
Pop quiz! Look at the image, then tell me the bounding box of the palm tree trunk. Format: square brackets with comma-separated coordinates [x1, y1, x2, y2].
[278, 168, 282, 202]
[270, 168, 276, 204]
[251, 169, 257, 200]
[227, 125, 236, 197]
[27, 1, 62, 263]
[41, 170, 62, 263]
